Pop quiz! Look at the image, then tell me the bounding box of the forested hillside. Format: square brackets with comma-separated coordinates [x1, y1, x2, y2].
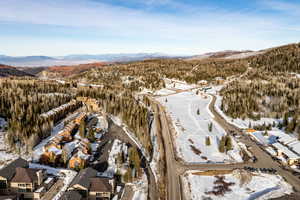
[0, 79, 78, 150]
[71, 58, 248, 91]
[220, 43, 300, 135]
[0, 64, 34, 77]
[0, 78, 153, 154]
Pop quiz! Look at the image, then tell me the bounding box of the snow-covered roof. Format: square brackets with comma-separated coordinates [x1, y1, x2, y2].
[63, 141, 79, 154]
[91, 143, 99, 152]
[40, 101, 77, 118]
[78, 150, 90, 160]
[35, 186, 44, 193]
[265, 147, 277, 156]
[272, 142, 300, 160]
[48, 147, 62, 155]
[288, 142, 300, 155]
[278, 135, 297, 145]
[250, 132, 269, 145]
[44, 177, 54, 184]
[95, 133, 103, 139]
[96, 116, 108, 130]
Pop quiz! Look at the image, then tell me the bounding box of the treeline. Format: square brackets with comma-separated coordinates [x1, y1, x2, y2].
[0, 79, 79, 150]
[71, 58, 248, 91]
[77, 87, 153, 153]
[250, 43, 300, 73]
[220, 43, 300, 137]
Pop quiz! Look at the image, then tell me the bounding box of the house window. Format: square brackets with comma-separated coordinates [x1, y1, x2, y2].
[77, 190, 87, 198]
[0, 180, 7, 189]
[26, 183, 31, 187]
[18, 188, 27, 193]
[96, 192, 102, 196]
[18, 184, 26, 187]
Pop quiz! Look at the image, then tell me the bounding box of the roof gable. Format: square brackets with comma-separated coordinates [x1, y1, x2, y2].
[0, 158, 28, 180]
[11, 167, 38, 183]
[89, 178, 112, 192]
[69, 167, 97, 189]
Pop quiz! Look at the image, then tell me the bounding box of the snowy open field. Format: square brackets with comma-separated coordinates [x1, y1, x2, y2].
[182, 170, 293, 200]
[157, 91, 242, 163]
[153, 88, 176, 96]
[164, 78, 196, 90]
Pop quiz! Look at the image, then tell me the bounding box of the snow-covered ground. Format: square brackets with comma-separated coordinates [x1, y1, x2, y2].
[205, 86, 283, 130]
[157, 91, 242, 163]
[154, 88, 176, 96]
[182, 170, 293, 200]
[224, 51, 265, 59]
[0, 117, 20, 166]
[149, 114, 160, 182]
[132, 173, 148, 200]
[165, 78, 196, 90]
[110, 115, 150, 161]
[105, 139, 128, 176]
[213, 93, 281, 130]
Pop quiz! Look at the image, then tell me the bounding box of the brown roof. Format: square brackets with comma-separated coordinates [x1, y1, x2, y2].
[69, 167, 97, 189]
[89, 178, 112, 192]
[59, 191, 82, 200]
[0, 158, 28, 180]
[11, 167, 39, 183]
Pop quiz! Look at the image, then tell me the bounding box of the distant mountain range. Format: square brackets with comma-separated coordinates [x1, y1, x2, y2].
[0, 53, 177, 67]
[186, 50, 264, 60]
[0, 50, 264, 67]
[0, 64, 34, 77]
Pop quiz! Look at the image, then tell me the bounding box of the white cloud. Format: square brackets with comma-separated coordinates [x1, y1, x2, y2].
[0, 0, 299, 56]
[261, 0, 300, 16]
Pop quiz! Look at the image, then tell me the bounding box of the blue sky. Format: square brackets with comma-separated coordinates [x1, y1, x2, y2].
[0, 0, 299, 56]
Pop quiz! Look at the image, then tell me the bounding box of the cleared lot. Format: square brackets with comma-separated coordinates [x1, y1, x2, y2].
[157, 91, 242, 163]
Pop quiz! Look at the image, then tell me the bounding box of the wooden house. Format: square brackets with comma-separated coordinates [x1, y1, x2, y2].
[68, 168, 114, 200]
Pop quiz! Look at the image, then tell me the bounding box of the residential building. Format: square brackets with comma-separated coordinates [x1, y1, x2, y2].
[68, 168, 114, 200]
[0, 158, 28, 194]
[10, 167, 44, 199]
[0, 158, 55, 199]
[60, 190, 82, 200]
[272, 142, 300, 166]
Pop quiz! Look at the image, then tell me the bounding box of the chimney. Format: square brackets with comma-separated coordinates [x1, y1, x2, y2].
[36, 170, 44, 186]
[109, 179, 115, 193]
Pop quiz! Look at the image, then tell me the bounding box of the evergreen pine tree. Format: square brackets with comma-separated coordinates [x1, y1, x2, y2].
[205, 136, 211, 146]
